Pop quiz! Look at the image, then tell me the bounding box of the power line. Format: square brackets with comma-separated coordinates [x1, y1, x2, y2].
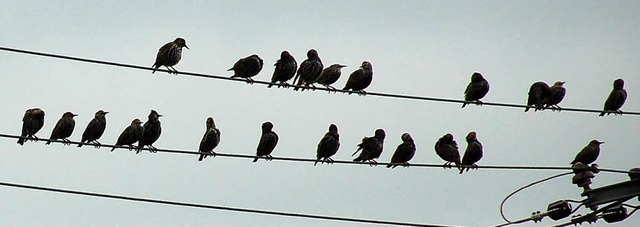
[0, 181, 445, 227]
[0, 133, 632, 174]
[1, 46, 637, 116]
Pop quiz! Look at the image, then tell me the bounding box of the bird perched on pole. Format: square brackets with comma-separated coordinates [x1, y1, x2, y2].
[111, 119, 144, 152]
[460, 131, 483, 174]
[293, 49, 323, 91]
[315, 124, 340, 166]
[316, 64, 347, 92]
[253, 122, 278, 162]
[342, 61, 374, 95]
[152, 37, 189, 74]
[269, 51, 297, 88]
[435, 133, 461, 170]
[198, 117, 221, 161]
[462, 72, 490, 108]
[571, 140, 604, 165]
[78, 110, 108, 148]
[600, 78, 627, 116]
[137, 110, 162, 153]
[544, 81, 566, 111]
[17, 108, 45, 145]
[46, 111, 77, 145]
[229, 54, 264, 84]
[387, 133, 416, 168]
[525, 81, 551, 112]
[352, 129, 386, 166]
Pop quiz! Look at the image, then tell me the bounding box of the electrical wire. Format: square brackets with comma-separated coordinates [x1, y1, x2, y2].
[1, 46, 637, 116]
[0, 181, 445, 227]
[2, 133, 634, 174]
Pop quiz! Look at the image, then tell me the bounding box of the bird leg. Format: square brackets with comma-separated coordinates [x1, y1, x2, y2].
[471, 164, 478, 170]
[615, 110, 623, 116]
[245, 78, 255, 84]
[402, 162, 410, 168]
[168, 66, 179, 75]
[357, 90, 367, 96]
[265, 154, 273, 161]
[210, 151, 217, 157]
[327, 158, 334, 164]
[127, 145, 135, 151]
[368, 160, 378, 167]
[475, 100, 483, 106]
[443, 162, 452, 169]
[148, 145, 158, 153]
[62, 138, 71, 146]
[92, 141, 102, 148]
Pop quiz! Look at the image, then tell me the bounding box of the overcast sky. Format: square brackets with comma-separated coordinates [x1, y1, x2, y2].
[1, 1, 639, 226]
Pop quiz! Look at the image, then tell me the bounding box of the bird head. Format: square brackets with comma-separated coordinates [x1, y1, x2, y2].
[63, 112, 78, 118]
[613, 78, 625, 89]
[174, 38, 189, 49]
[132, 118, 143, 125]
[307, 49, 318, 59]
[206, 117, 216, 128]
[374, 129, 386, 140]
[280, 50, 291, 59]
[328, 124, 338, 133]
[553, 81, 566, 87]
[466, 131, 477, 142]
[149, 110, 162, 119]
[361, 61, 372, 69]
[471, 72, 484, 82]
[261, 121, 274, 132]
[401, 133, 413, 142]
[443, 133, 454, 143]
[590, 140, 604, 146]
[96, 110, 108, 117]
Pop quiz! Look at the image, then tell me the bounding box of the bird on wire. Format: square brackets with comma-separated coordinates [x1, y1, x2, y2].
[462, 72, 490, 108]
[342, 61, 373, 95]
[253, 122, 278, 162]
[316, 64, 347, 92]
[544, 81, 566, 111]
[198, 117, 221, 161]
[600, 78, 627, 116]
[229, 54, 264, 84]
[46, 111, 77, 145]
[315, 124, 340, 166]
[460, 131, 483, 174]
[293, 49, 323, 91]
[137, 110, 162, 153]
[435, 133, 461, 171]
[352, 128, 386, 166]
[269, 50, 297, 88]
[151, 37, 189, 74]
[525, 81, 551, 112]
[111, 118, 144, 152]
[386, 133, 416, 168]
[571, 140, 604, 165]
[17, 108, 45, 146]
[78, 110, 108, 148]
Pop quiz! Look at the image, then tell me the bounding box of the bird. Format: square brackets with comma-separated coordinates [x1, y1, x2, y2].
[198, 117, 221, 161]
[137, 110, 162, 154]
[17, 108, 45, 145]
[46, 112, 77, 145]
[386, 133, 416, 168]
[525, 81, 551, 112]
[78, 110, 108, 148]
[315, 124, 340, 166]
[293, 49, 323, 91]
[229, 54, 264, 84]
[316, 64, 347, 92]
[460, 131, 483, 174]
[111, 119, 144, 152]
[462, 72, 490, 108]
[342, 61, 373, 95]
[352, 129, 386, 165]
[544, 81, 566, 111]
[600, 79, 627, 116]
[434, 133, 461, 170]
[571, 140, 604, 165]
[269, 51, 297, 88]
[152, 37, 189, 74]
[253, 122, 278, 162]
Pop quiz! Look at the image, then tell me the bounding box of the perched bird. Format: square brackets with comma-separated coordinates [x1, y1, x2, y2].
[571, 140, 604, 165]
[269, 51, 297, 88]
[544, 81, 566, 111]
[137, 110, 162, 154]
[152, 37, 189, 74]
[434, 133, 461, 170]
[316, 64, 347, 91]
[229, 54, 264, 84]
[78, 110, 108, 148]
[600, 79, 627, 116]
[462, 72, 490, 108]
[111, 119, 144, 152]
[342, 61, 374, 95]
[253, 122, 278, 162]
[460, 131, 483, 174]
[525, 81, 551, 112]
[198, 117, 221, 161]
[17, 108, 45, 145]
[293, 49, 323, 91]
[387, 133, 416, 168]
[315, 124, 340, 166]
[352, 129, 386, 165]
[46, 112, 78, 145]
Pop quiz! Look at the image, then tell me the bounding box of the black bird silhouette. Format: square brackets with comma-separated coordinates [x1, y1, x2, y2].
[229, 54, 264, 84]
[571, 140, 604, 165]
[462, 72, 490, 108]
[198, 117, 221, 161]
[600, 79, 627, 116]
[137, 110, 162, 153]
[253, 122, 278, 162]
[525, 82, 551, 112]
[315, 124, 340, 166]
[17, 108, 45, 145]
[387, 133, 416, 168]
[435, 133, 461, 170]
[269, 51, 297, 88]
[152, 37, 189, 74]
[78, 110, 108, 148]
[111, 119, 144, 152]
[544, 81, 566, 111]
[460, 131, 483, 174]
[316, 64, 347, 92]
[352, 129, 386, 166]
[46, 112, 77, 145]
[293, 49, 323, 91]
[343, 61, 373, 95]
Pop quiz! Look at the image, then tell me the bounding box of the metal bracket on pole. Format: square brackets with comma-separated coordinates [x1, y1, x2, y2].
[582, 179, 640, 210]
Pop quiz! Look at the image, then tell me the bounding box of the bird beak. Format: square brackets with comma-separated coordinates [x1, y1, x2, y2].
[184, 45, 190, 50]
[340, 65, 347, 68]
[73, 114, 79, 116]
[104, 112, 109, 114]
[560, 81, 566, 84]
[599, 141, 605, 144]
[158, 114, 163, 117]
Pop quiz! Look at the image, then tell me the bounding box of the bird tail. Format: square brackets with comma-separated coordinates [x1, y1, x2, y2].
[45, 141, 51, 145]
[455, 162, 462, 171]
[353, 156, 363, 162]
[267, 84, 273, 88]
[524, 106, 530, 112]
[77, 142, 83, 148]
[252, 157, 259, 162]
[599, 112, 605, 117]
[461, 102, 468, 108]
[314, 160, 319, 166]
[151, 64, 158, 74]
[110, 147, 116, 152]
[386, 164, 393, 168]
[198, 154, 204, 161]
[17, 138, 25, 146]
[459, 167, 465, 174]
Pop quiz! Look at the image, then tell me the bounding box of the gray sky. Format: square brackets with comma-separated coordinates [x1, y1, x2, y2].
[1, 1, 639, 226]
